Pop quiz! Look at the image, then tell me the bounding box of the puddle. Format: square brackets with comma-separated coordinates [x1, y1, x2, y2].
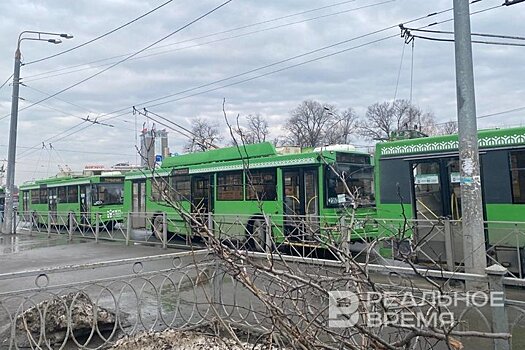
[0, 234, 88, 255]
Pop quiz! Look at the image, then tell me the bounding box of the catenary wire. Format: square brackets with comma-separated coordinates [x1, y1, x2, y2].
[16, 0, 494, 155]
[1, 0, 234, 122]
[23, 0, 178, 66]
[21, 0, 394, 83]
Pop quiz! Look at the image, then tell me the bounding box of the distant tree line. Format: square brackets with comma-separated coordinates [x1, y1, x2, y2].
[183, 99, 458, 151]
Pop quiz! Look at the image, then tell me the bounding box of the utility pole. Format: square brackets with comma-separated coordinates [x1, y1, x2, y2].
[453, 0, 487, 279]
[3, 47, 21, 234]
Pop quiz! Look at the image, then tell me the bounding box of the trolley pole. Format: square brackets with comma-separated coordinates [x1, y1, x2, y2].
[453, 0, 487, 280]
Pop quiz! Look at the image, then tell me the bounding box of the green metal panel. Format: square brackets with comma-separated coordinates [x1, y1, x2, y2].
[376, 126, 525, 157]
[161, 142, 277, 168]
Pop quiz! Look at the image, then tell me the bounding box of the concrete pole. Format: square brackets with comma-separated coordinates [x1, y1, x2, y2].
[2, 47, 21, 234]
[453, 0, 487, 278]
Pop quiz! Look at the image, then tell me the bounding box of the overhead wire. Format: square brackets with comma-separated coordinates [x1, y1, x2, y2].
[393, 41, 406, 101]
[0, 74, 14, 91]
[14, 0, 403, 149]
[21, 83, 94, 113]
[18, 0, 498, 154]
[0, 0, 234, 121]
[21, 0, 395, 83]
[23, 0, 178, 66]
[401, 27, 525, 41]
[411, 34, 525, 47]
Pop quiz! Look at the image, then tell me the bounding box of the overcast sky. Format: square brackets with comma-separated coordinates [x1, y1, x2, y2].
[0, 0, 524, 184]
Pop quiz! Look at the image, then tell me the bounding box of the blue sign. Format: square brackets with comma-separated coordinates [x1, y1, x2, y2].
[155, 155, 163, 162]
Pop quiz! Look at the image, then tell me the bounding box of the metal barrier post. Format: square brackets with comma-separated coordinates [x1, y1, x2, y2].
[12, 208, 17, 234]
[162, 212, 167, 249]
[47, 212, 51, 238]
[68, 212, 73, 241]
[486, 264, 510, 350]
[444, 219, 455, 271]
[95, 213, 100, 243]
[212, 260, 222, 314]
[29, 211, 33, 235]
[126, 212, 131, 246]
[264, 214, 272, 254]
[341, 216, 350, 274]
[516, 231, 522, 279]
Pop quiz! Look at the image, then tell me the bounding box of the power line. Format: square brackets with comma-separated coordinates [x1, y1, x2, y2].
[20, 83, 93, 113]
[19, 1, 492, 148]
[21, 0, 394, 84]
[23, 0, 178, 66]
[410, 34, 525, 47]
[0, 143, 135, 157]
[393, 41, 406, 100]
[0, 74, 14, 91]
[402, 27, 525, 41]
[3, 0, 234, 120]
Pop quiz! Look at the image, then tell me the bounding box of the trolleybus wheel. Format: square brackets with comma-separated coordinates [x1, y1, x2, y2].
[250, 218, 268, 252]
[152, 215, 163, 241]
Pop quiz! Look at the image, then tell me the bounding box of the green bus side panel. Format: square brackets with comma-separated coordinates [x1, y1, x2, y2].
[485, 204, 525, 247]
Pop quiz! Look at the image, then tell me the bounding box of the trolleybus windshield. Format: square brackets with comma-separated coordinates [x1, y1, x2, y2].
[92, 183, 124, 205]
[326, 163, 374, 208]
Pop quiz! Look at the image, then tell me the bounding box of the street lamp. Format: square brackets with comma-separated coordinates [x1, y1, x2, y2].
[2, 31, 73, 234]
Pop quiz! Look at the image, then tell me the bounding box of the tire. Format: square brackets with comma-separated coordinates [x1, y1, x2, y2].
[152, 215, 163, 241]
[250, 218, 267, 252]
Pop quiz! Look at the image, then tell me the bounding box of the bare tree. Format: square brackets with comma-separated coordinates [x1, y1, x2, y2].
[246, 114, 269, 143]
[438, 120, 459, 135]
[359, 99, 436, 140]
[284, 100, 356, 147]
[324, 108, 358, 145]
[184, 118, 222, 152]
[232, 114, 270, 145]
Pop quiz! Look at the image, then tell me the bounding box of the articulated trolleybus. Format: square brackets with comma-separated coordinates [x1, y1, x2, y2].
[124, 142, 375, 246]
[20, 173, 125, 230]
[375, 126, 525, 275]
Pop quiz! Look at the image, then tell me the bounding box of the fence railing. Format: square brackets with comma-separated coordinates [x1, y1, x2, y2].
[1, 246, 524, 349]
[13, 210, 525, 279]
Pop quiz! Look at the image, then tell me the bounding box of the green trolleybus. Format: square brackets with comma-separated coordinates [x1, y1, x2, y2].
[124, 142, 376, 247]
[19, 173, 125, 229]
[375, 126, 525, 275]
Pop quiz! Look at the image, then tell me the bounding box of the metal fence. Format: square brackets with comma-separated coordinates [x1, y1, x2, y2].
[14, 210, 525, 278]
[1, 245, 525, 349]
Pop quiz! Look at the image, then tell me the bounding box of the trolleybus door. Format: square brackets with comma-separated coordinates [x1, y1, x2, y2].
[48, 188, 57, 226]
[282, 168, 318, 241]
[411, 158, 463, 266]
[79, 185, 91, 229]
[191, 175, 213, 231]
[131, 180, 146, 229]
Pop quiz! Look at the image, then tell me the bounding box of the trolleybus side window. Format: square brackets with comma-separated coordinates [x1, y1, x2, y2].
[151, 177, 170, 202]
[246, 169, 277, 201]
[58, 187, 67, 203]
[67, 186, 78, 203]
[510, 150, 525, 204]
[40, 189, 48, 204]
[30, 189, 39, 204]
[217, 172, 243, 201]
[171, 175, 190, 201]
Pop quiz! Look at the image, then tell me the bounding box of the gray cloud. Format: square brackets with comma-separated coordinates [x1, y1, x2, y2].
[0, 0, 523, 183]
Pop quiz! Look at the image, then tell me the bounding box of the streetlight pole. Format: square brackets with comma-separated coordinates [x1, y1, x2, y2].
[2, 31, 72, 234]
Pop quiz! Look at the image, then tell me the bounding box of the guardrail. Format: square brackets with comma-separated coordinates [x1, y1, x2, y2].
[13, 210, 525, 278]
[0, 245, 523, 349]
